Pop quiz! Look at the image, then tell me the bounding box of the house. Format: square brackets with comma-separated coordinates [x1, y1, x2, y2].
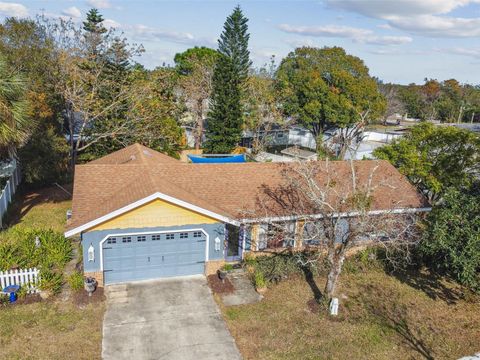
[280, 146, 317, 161]
[241, 125, 316, 150]
[65, 143, 429, 286]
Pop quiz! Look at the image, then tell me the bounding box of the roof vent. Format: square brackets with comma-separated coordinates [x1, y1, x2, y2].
[143, 150, 152, 157]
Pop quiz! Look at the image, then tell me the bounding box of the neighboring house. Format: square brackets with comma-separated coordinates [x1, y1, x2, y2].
[65, 143, 428, 286]
[241, 126, 316, 150]
[182, 125, 206, 148]
[280, 146, 317, 161]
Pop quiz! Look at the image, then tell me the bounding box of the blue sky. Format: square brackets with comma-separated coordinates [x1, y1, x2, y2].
[1, 0, 480, 84]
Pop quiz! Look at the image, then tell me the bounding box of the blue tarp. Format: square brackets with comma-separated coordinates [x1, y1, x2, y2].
[188, 154, 246, 163]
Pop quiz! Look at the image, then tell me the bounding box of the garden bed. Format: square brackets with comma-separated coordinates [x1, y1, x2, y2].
[72, 287, 106, 307]
[207, 274, 235, 294]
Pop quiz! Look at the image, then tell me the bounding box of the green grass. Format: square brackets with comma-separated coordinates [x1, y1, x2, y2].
[219, 268, 480, 360]
[4, 185, 72, 232]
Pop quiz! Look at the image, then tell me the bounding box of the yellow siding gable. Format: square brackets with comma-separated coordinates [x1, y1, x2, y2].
[90, 199, 218, 231]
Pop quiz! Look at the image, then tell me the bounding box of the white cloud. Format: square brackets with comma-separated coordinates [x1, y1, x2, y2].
[326, 0, 480, 18]
[279, 23, 371, 38]
[0, 2, 28, 17]
[103, 18, 121, 29]
[363, 35, 412, 45]
[437, 47, 480, 58]
[86, 0, 112, 9]
[278, 23, 412, 45]
[327, 0, 480, 37]
[284, 38, 317, 48]
[104, 21, 216, 47]
[61, 6, 81, 19]
[389, 15, 480, 37]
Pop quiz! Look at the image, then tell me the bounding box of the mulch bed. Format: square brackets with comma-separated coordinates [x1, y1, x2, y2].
[207, 274, 235, 294]
[72, 287, 106, 307]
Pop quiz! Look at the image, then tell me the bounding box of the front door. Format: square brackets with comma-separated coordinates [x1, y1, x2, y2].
[225, 224, 241, 261]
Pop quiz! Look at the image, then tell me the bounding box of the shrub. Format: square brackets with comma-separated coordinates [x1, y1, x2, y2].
[223, 263, 234, 271]
[419, 185, 480, 292]
[0, 228, 72, 270]
[247, 252, 320, 284]
[0, 228, 72, 294]
[343, 248, 384, 274]
[40, 270, 63, 294]
[254, 271, 266, 289]
[68, 271, 84, 292]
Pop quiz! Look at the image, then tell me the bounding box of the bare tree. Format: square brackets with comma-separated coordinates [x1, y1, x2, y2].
[378, 83, 406, 124]
[41, 17, 143, 166]
[244, 72, 284, 154]
[248, 160, 421, 302]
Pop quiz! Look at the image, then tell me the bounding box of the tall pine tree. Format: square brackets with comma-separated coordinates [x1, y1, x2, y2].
[205, 6, 251, 153]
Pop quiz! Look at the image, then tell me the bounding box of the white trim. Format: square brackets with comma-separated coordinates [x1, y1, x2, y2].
[239, 207, 432, 224]
[64, 191, 239, 237]
[98, 228, 209, 272]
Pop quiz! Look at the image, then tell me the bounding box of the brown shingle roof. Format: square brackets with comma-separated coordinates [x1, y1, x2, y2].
[89, 143, 180, 165]
[67, 145, 428, 233]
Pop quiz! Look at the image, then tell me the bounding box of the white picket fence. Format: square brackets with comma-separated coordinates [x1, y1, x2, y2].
[0, 159, 21, 228]
[0, 268, 40, 294]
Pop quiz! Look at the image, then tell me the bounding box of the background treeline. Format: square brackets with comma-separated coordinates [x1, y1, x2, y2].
[0, 9, 479, 188]
[379, 79, 480, 123]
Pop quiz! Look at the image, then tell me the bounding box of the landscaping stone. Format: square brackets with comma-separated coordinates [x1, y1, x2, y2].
[222, 270, 263, 306]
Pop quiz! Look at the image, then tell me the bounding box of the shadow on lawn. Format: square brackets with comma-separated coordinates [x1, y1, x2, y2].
[301, 265, 323, 302]
[373, 302, 435, 360]
[359, 284, 436, 360]
[4, 184, 72, 229]
[389, 268, 463, 305]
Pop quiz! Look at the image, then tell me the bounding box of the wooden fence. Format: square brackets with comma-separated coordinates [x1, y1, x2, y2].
[0, 268, 40, 294]
[0, 159, 20, 228]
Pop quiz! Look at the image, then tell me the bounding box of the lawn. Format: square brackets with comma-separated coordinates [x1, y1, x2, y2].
[4, 184, 72, 232]
[220, 268, 480, 360]
[0, 301, 105, 360]
[0, 184, 106, 359]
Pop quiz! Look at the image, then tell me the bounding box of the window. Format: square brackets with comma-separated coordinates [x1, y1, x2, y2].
[193, 231, 202, 238]
[302, 222, 328, 246]
[122, 236, 131, 243]
[166, 233, 174, 240]
[283, 222, 296, 247]
[179, 232, 188, 239]
[152, 234, 161, 241]
[257, 222, 296, 249]
[137, 235, 146, 242]
[257, 225, 267, 250]
[106, 237, 116, 244]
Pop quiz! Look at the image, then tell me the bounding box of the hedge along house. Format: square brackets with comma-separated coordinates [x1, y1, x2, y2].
[65, 143, 429, 286]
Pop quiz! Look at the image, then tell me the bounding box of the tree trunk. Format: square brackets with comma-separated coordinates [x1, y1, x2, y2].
[194, 99, 204, 150]
[68, 109, 76, 172]
[324, 254, 345, 300]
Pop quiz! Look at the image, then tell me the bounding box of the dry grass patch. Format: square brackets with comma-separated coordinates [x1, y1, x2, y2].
[220, 269, 480, 360]
[0, 300, 105, 359]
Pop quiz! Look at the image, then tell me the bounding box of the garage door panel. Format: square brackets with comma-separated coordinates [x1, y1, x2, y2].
[103, 231, 206, 284]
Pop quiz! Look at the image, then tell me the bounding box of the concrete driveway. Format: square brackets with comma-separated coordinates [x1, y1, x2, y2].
[102, 275, 242, 360]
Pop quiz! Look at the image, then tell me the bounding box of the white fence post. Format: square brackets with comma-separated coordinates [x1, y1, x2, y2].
[0, 267, 40, 294]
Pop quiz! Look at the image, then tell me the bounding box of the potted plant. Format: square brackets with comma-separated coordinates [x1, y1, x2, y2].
[217, 263, 234, 282]
[254, 271, 267, 295]
[84, 277, 97, 297]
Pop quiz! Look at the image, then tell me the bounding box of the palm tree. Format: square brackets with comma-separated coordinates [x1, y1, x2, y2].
[0, 57, 30, 159]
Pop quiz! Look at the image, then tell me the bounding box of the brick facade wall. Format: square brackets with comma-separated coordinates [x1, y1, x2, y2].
[204, 260, 226, 275]
[84, 271, 104, 287]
